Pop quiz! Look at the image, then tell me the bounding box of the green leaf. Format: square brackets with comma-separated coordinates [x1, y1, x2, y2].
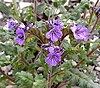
[61, 40, 71, 50]
[44, 7, 52, 17]
[0, 2, 10, 16]
[0, 44, 17, 55]
[15, 71, 33, 88]
[53, 2, 58, 8]
[37, 3, 46, 14]
[32, 74, 46, 88]
[16, 46, 26, 53]
[0, 83, 6, 88]
[66, 68, 100, 88]
[72, 54, 79, 61]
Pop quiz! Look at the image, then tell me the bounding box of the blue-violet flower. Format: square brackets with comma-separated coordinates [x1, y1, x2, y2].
[48, 46, 63, 55]
[45, 53, 61, 66]
[26, 23, 33, 31]
[71, 24, 89, 42]
[15, 27, 25, 45]
[46, 28, 63, 42]
[45, 45, 63, 66]
[7, 20, 17, 30]
[49, 18, 64, 30]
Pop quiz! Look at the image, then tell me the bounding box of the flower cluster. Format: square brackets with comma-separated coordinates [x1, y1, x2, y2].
[71, 24, 89, 42]
[45, 45, 63, 66]
[7, 18, 90, 66]
[45, 18, 64, 66]
[46, 19, 64, 42]
[7, 19, 33, 45]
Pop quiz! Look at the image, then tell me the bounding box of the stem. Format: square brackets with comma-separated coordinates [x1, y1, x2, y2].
[74, 59, 84, 68]
[51, 69, 64, 78]
[89, 11, 93, 24]
[20, 53, 29, 67]
[90, 17, 99, 33]
[57, 80, 70, 88]
[75, 45, 100, 68]
[34, 51, 42, 62]
[94, 0, 99, 7]
[31, 31, 44, 43]
[83, 9, 86, 20]
[61, 30, 72, 42]
[48, 66, 52, 88]
[88, 0, 99, 24]
[34, 0, 37, 28]
[87, 45, 100, 57]
[53, 78, 70, 88]
[0, 68, 15, 82]
[12, 0, 20, 21]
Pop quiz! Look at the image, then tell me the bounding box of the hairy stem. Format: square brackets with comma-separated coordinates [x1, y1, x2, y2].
[89, 11, 93, 24]
[31, 31, 44, 43]
[89, 0, 99, 24]
[20, 53, 29, 67]
[94, 0, 99, 7]
[48, 66, 52, 88]
[90, 17, 99, 33]
[34, 0, 37, 28]
[87, 45, 100, 57]
[61, 30, 72, 42]
[51, 69, 64, 78]
[75, 45, 100, 68]
[12, 0, 20, 21]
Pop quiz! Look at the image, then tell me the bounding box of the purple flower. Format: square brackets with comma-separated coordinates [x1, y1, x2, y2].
[46, 28, 63, 42]
[71, 24, 89, 42]
[19, 23, 25, 29]
[45, 53, 61, 66]
[7, 20, 17, 30]
[48, 46, 63, 55]
[26, 23, 33, 31]
[45, 45, 63, 66]
[49, 19, 64, 30]
[15, 27, 25, 46]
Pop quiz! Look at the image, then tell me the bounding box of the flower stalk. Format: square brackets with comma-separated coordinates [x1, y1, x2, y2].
[48, 66, 52, 88]
[12, 0, 20, 21]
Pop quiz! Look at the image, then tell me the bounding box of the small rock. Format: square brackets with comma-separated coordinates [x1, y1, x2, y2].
[93, 71, 97, 76]
[94, 77, 99, 83]
[83, 70, 87, 73]
[96, 56, 100, 62]
[95, 67, 100, 71]
[6, 85, 14, 88]
[72, 86, 80, 88]
[71, 60, 77, 66]
[37, 67, 44, 71]
[1, 65, 12, 74]
[88, 65, 94, 73]
[97, 62, 100, 66]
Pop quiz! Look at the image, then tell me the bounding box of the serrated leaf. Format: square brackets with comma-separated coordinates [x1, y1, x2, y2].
[0, 2, 10, 16]
[66, 68, 100, 88]
[15, 71, 33, 88]
[16, 46, 26, 53]
[32, 74, 46, 88]
[37, 3, 46, 14]
[61, 40, 71, 50]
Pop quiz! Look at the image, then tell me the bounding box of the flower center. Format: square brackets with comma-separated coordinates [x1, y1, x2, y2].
[50, 55, 56, 59]
[54, 23, 59, 26]
[18, 34, 24, 39]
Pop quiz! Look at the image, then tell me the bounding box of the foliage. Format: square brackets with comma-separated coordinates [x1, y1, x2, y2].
[0, 0, 100, 88]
